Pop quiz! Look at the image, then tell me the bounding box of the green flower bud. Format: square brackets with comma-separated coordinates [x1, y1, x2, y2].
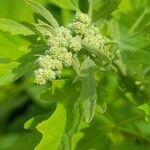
[34, 68, 46, 85]
[51, 59, 63, 70]
[69, 36, 82, 52]
[43, 69, 56, 81]
[37, 55, 53, 69]
[62, 52, 73, 67]
[71, 22, 87, 35]
[75, 12, 91, 25]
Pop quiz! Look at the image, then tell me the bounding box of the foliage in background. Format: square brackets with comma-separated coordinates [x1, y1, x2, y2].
[0, 0, 150, 150]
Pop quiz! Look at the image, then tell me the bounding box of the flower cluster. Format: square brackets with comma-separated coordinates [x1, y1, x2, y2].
[69, 12, 106, 50]
[34, 12, 106, 84]
[34, 25, 83, 84]
[35, 27, 73, 85]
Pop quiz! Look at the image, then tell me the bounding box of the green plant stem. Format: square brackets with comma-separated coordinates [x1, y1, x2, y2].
[88, 0, 93, 18]
[94, 114, 143, 133]
[109, 115, 143, 129]
[118, 127, 150, 142]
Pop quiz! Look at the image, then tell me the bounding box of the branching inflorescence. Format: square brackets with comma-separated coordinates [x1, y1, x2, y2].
[34, 12, 106, 85]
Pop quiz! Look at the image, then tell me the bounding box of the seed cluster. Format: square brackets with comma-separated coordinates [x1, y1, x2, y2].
[34, 12, 106, 85]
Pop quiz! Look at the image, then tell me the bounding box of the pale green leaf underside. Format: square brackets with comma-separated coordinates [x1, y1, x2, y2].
[0, 18, 34, 35]
[78, 57, 97, 123]
[26, 0, 59, 28]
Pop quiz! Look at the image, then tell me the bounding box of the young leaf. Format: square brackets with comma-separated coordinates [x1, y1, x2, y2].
[37, 19, 56, 35]
[78, 57, 97, 123]
[0, 19, 34, 35]
[26, 0, 59, 28]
